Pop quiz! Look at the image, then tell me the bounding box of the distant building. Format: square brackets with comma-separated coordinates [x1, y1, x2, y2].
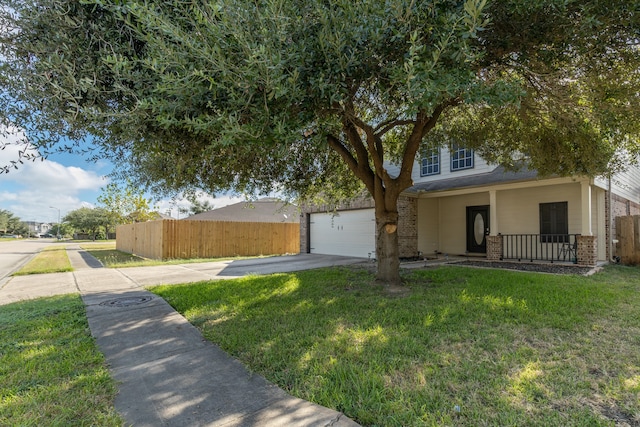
[24, 221, 52, 236]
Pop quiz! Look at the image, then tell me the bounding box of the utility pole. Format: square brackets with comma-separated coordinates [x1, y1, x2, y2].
[49, 206, 61, 239]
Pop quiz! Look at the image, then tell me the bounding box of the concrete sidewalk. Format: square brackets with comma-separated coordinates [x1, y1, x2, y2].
[1, 248, 362, 426]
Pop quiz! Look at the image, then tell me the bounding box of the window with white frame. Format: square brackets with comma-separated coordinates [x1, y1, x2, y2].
[421, 148, 440, 176]
[450, 144, 474, 171]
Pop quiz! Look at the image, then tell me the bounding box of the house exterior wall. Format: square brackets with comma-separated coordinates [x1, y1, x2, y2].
[415, 180, 606, 263]
[417, 198, 440, 256]
[299, 196, 375, 254]
[384, 149, 496, 183]
[398, 197, 418, 258]
[302, 157, 640, 263]
[418, 192, 489, 255]
[410, 149, 495, 184]
[495, 183, 582, 236]
[595, 165, 640, 205]
[300, 195, 418, 258]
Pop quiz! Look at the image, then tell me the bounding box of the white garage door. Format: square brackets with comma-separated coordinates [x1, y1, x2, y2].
[310, 209, 375, 258]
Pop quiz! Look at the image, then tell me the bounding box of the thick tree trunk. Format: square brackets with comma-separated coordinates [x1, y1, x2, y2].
[375, 208, 401, 285]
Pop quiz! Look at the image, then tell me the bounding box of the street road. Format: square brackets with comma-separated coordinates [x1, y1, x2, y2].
[0, 238, 55, 285]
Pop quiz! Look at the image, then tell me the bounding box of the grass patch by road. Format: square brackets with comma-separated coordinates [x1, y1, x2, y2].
[151, 265, 640, 427]
[82, 243, 147, 267]
[0, 295, 123, 426]
[12, 245, 73, 275]
[83, 242, 255, 268]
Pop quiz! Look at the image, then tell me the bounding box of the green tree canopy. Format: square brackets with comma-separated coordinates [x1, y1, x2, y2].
[97, 181, 157, 229]
[184, 196, 215, 216]
[63, 207, 110, 241]
[1, 0, 638, 283]
[0, 209, 28, 236]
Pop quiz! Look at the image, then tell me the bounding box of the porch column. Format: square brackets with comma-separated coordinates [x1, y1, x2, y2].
[486, 190, 501, 260]
[581, 181, 593, 236]
[489, 190, 498, 235]
[578, 181, 597, 265]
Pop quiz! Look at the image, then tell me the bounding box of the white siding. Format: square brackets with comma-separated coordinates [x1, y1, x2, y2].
[412, 149, 497, 184]
[594, 165, 640, 204]
[383, 150, 497, 184]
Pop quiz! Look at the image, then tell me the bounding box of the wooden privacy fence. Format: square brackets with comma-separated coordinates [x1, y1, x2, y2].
[116, 220, 300, 260]
[615, 215, 640, 265]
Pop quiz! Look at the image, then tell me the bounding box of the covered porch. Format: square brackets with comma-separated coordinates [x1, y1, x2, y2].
[410, 175, 604, 267]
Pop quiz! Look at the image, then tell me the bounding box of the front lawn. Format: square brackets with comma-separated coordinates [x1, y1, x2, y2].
[0, 295, 123, 426]
[12, 245, 73, 275]
[151, 265, 640, 426]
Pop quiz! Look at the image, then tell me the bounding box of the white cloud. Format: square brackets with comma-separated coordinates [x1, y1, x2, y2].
[0, 127, 255, 223]
[0, 132, 108, 221]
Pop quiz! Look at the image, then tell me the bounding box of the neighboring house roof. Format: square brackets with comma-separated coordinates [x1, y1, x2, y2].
[405, 165, 540, 194]
[185, 198, 299, 223]
[155, 212, 174, 220]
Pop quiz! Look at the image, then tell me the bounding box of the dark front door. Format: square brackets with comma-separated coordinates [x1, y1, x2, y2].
[466, 205, 490, 253]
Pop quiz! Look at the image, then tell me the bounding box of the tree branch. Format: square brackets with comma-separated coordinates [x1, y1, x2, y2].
[374, 119, 416, 137]
[396, 99, 460, 187]
[326, 134, 375, 194]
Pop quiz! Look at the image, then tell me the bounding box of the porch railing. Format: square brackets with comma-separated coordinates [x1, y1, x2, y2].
[500, 234, 580, 263]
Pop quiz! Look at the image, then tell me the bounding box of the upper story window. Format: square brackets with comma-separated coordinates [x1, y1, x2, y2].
[450, 144, 474, 171]
[420, 148, 440, 176]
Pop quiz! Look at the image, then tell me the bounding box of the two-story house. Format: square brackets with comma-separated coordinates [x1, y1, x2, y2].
[25, 221, 52, 237]
[300, 147, 640, 266]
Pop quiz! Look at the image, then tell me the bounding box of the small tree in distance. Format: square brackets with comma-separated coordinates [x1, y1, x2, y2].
[97, 182, 157, 235]
[1, 0, 638, 284]
[63, 207, 110, 241]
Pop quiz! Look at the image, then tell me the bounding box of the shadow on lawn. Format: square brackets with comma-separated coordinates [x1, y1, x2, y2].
[152, 265, 640, 426]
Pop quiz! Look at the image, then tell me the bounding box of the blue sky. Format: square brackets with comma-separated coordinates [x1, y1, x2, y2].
[0, 130, 242, 223]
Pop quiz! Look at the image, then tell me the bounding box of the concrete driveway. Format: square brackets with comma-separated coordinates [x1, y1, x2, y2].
[118, 254, 369, 286]
[0, 250, 368, 304]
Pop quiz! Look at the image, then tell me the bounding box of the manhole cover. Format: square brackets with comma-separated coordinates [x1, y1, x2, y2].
[99, 296, 155, 307]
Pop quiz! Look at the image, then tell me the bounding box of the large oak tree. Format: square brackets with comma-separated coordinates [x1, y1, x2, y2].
[1, 0, 639, 284]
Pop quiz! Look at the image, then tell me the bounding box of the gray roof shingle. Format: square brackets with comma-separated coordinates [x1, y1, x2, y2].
[185, 198, 299, 223]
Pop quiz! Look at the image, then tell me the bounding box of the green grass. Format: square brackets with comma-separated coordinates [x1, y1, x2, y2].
[82, 244, 147, 267]
[151, 265, 640, 427]
[0, 295, 124, 426]
[84, 242, 257, 268]
[13, 246, 73, 275]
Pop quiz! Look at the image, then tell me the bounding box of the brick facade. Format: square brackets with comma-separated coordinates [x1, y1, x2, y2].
[576, 235, 597, 266]
[397, 197, 418, 258]
[605, 192, 640, 260]
[300, 196, 419, 258]
[486, 235, 502, 261]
